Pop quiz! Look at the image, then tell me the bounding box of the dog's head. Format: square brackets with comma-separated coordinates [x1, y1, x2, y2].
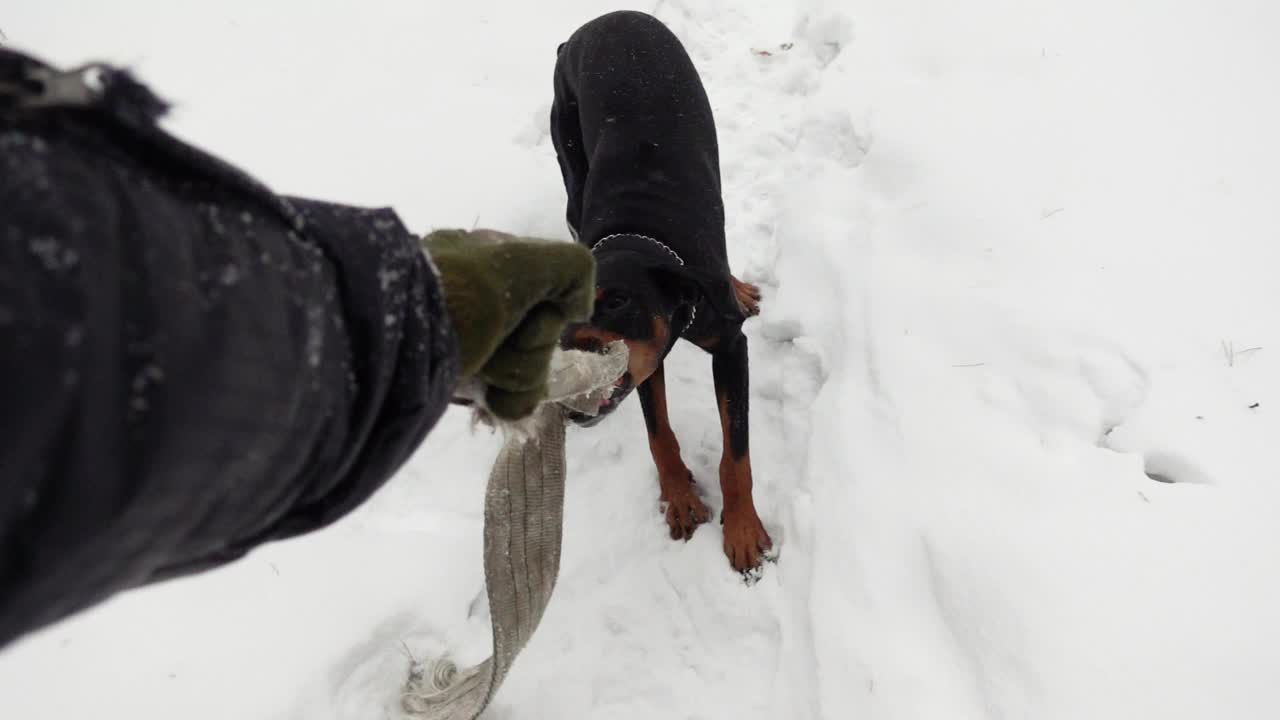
[560, 244, 741, 426]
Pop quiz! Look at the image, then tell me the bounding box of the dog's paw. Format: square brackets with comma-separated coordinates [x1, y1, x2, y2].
[731, 275, 762, 317]
[659, 473, 711, 541]
[721, 506, 773, 572]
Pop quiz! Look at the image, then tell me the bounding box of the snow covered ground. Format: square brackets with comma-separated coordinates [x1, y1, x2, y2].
[3, 0, 1280, 718]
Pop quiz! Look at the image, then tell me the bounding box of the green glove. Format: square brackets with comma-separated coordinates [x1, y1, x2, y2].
[422, 228, 595, 420]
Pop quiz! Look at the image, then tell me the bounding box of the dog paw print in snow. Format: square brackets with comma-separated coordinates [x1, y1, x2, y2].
[792, 10, 854, 68]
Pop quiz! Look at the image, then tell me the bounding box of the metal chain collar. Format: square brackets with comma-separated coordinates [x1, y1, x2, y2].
[590, 233, 697, 334]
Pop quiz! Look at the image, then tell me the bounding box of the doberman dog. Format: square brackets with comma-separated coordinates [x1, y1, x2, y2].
[552, 11, 772, 572]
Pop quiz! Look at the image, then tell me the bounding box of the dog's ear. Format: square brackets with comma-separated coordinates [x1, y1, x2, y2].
[648, 264, 745, 322]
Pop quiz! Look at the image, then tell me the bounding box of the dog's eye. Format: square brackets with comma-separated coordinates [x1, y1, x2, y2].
[601, 292, 631, 312]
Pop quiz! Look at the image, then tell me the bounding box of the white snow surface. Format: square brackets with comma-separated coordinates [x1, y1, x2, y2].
[3, 1, 1280, 718]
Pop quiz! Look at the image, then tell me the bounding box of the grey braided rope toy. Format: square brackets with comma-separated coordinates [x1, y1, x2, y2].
[400, 341, 628, 719]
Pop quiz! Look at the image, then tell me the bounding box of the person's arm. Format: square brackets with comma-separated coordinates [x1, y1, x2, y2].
[0, 49, 591, 648]
[0, 115, 458, 648]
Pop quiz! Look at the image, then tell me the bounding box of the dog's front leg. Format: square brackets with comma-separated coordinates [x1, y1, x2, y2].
[713, 332, 772, 571]
[638, 362, 710, 540]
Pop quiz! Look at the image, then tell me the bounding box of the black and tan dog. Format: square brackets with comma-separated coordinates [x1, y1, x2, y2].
[552, 11, 772, 572]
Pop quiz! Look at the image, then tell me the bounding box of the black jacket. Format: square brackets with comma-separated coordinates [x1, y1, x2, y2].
[0, 50, 458, 648]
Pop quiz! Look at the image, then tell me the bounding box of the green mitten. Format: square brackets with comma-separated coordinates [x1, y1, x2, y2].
[423, 228, 595, 420]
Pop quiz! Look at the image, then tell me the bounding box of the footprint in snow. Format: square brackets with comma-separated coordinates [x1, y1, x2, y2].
[1142, 450, 1215, 486]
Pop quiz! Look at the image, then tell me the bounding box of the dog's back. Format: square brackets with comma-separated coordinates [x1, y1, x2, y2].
[551, 11, 727, 272]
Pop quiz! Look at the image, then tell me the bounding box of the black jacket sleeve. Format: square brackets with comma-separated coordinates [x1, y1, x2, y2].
[0, 50, 459, 648]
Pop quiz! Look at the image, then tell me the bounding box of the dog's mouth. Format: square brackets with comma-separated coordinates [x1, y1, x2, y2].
[568, 372, 634, 427]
